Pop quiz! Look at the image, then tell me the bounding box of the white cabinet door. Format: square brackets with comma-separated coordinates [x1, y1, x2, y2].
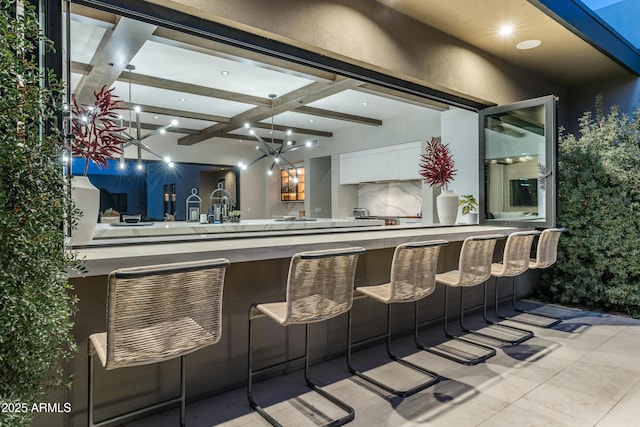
[339, 141, 421, 184]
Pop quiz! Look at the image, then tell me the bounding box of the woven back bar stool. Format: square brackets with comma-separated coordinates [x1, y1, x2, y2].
[88, 258, 230, 427]
[498, 227, 567, 327]
[248, 247, 365, 427]
[474, 231, 542, 345]
[416, 235, 503, 365]
[347, 240, 447, 397]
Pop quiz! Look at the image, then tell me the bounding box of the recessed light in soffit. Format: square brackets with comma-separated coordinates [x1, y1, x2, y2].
[517, 39, 542, 50]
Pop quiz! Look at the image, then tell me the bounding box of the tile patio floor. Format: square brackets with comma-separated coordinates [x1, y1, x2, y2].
[128, 302, 640, 427]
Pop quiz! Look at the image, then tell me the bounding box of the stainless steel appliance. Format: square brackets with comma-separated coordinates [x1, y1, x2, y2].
[353, 208, 369, 218]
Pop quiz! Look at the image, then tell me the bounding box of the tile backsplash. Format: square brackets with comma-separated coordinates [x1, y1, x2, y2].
[357, 181, 422, 217]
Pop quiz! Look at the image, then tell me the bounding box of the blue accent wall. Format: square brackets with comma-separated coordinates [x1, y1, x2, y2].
[72, 158, 230, 221]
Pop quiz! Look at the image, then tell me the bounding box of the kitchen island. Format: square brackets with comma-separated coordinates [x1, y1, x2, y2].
[53, 224, 537, 427]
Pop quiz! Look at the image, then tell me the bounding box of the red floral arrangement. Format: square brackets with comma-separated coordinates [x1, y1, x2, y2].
[419, 136, 457, 189]
[71, 86, 125, 175]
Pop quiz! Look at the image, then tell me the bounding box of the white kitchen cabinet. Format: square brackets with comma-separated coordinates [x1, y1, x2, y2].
[339, 141, 421, 184]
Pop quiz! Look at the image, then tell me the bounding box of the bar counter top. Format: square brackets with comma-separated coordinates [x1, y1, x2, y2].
[92, 217, 386, 239]
[69, 224, 520, 277]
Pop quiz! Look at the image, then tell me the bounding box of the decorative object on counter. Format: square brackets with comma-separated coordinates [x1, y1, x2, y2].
[70, 86, 126, 243]
[71, 85, 125, 175]
[209, 182, 235, 223]
[419, 136, 459, 225]
[118, 64, 176, 171]
[459, 194, 479, 224]
[99, 208, 120, 224]
[163, 183, 176, 218]
[239, 94, 307, 184]
[229, 210, 242, 222]
[70, 176, 100, 244]
[122, 214, 142, 224]
[185, 188, 202, 222]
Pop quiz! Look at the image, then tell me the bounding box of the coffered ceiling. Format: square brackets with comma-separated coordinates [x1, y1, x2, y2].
[69, 4, 446, 152]
[69, 1, 632, 153]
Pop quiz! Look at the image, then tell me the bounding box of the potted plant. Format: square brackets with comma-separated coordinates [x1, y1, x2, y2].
[99, 208, 121, 224]
[419, 136, 458, 224]
[69, 86, 125, 243]
[459, 194, 479, 224]
[1, 2, 79, 426]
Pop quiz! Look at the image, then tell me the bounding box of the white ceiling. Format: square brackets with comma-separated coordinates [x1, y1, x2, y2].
[69, 1, 632, 156]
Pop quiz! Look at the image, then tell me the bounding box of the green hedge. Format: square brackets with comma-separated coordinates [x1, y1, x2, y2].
[540, 98, 640, 317]
[0, 1, 78, 426]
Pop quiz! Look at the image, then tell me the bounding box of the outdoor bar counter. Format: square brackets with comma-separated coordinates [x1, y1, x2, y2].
[54, 223, 530, 427]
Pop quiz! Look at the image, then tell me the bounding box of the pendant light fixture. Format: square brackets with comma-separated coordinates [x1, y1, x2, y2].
[119, 64, 177, 171]
[240, 94, 303, 182]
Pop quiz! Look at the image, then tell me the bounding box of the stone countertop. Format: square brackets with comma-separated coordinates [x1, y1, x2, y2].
[68, 224, 521, 278]
[92, 217, 386, 240]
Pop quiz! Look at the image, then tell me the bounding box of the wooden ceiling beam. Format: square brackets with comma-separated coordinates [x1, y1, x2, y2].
[119, 102, 231, 124]
[294, 106, 382, 126]
[132, 123, 200, 135]
[178, 77, 363, 146]
[74, 17, 157, 105]
[118, 71, 270, 106]
[248, 122, 332, 138]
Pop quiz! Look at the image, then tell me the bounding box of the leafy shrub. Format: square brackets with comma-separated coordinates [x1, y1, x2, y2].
[0, 1, 78, 425]
[540, 97, 640, 317]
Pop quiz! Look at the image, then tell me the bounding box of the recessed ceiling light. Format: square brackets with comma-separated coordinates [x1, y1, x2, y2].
[362, 102, 368, 106]
[498, 24, 514, 36]
[179, 98, 186, 102]
[220, 71, 230, 75]
[516, 39, 542, 50]
[154, 115, 159, 119]
[309, 119, 314, 122]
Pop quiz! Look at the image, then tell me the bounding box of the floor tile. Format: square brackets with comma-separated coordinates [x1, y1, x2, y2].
[127, 306, 640, 427]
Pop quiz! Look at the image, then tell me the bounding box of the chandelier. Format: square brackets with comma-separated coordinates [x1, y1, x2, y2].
[118, 64, 176, 171]
[239, 94, 304, 182]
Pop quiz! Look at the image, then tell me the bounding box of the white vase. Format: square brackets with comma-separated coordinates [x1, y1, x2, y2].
[466, 212, 479, 224]
[71, 176, 99, 245]
[436, 189, 459, 225]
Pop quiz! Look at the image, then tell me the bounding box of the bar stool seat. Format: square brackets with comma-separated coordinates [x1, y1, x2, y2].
[248, 246, 365, 427]
[347, 240, 447, 397]
[88, 258, 230, 427]
[416, 235, 503, 365]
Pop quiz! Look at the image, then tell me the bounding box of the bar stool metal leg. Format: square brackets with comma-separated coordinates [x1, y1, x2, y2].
[416, 286, 496, 365]
[347, 304, 439, 397]
[304, 324, 355, 422]
[497, 277, 562, 327]
[88, 351, 187, 427]
[455, 282, 533, 345]
[248, 309, 355, 427]
[247, 310, 283, 427]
